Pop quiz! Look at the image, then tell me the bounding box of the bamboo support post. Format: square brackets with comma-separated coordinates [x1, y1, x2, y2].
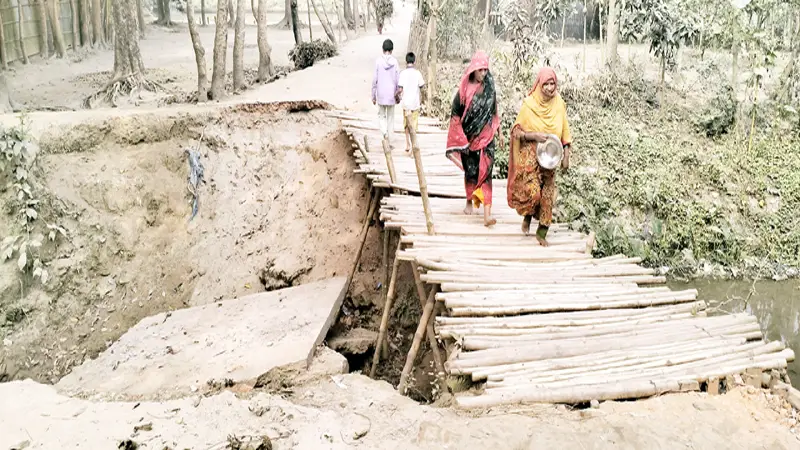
[398, 285, 438, 394]
[411, 262, 445, 376]
[346, 192, 379, 293]
[407, 110, 435, 235]
[360, 135, 370, 163]
[380, 226, 390, 359]
[370, 240, 402, 378]
[382, 138, 398, 185]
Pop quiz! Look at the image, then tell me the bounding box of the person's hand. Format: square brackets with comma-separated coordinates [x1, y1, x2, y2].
[372, 98, 376, 105]
[511, 127, 524, 141]
[561, 146, 571, 170]
[533, 133, 548, 143]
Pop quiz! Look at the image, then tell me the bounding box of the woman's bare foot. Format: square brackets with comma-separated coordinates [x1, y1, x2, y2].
[536, 236, 549, 247]
[522, 216, 532, 235]
[464, 200, 474, 215]
[483, 205, 496, 227]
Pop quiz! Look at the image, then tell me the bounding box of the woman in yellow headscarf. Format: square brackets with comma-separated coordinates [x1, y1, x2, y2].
[506, 67, 572, 246]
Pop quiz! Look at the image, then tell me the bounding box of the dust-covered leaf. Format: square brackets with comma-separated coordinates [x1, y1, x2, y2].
[17, 251, 27, 271]
[25, 208, 38, 220]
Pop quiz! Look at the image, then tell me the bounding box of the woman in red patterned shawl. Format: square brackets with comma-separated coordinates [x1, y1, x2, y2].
[445, 51, 502, 227]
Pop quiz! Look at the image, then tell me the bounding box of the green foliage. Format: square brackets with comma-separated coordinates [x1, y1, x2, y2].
[696, 85, 737, 137]
[376, 0, 394, 22]
[0, 116, 66, 286]
[288, 40, 338, 70]
[621, 0, 698, 71]
[435, 0, 482, 60]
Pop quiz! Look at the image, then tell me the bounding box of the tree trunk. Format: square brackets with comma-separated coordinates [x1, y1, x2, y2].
[582, 0, 586, 73]
[0, 9, 7, 69]
[186, 0, 209, 101]
[228, 0, 235, 27]
[290, 0, 302, 44]
[35, 0, 49, 58]
[111, 0, 145, 79]
[333, 0, 352, 40]
[85, 0, 156, 107]
[483, 0, 491, 34]
[79, 0, 91, 46]
[70, 0, 80, 49]
[561, 15, 566, 47]
[310, 0, 336, 45]
[352, 0, 359, 34]
[158, 0, 173, 25]
[10, 0, 28, 63]
[0, 73, 21, 113]
[47, 0, 68, 57]
[606, 0, 619, 66]
[426, 0, 438, 106]
[277, 0, 291, 28]
[201, 0, 207, 25]
[307, 0, 313, 40]
[256, 0, 275, 81]
[598, 0, 604, 64]
[92, 0, 104, 45]
[137, 0, 145, 37]
[210, 0, 229, 99]
[343, 0, 353, 28]
[233, 0, 246, 91]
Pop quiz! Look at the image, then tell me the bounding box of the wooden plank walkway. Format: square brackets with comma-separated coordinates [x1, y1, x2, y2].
[330, 109, 795, 408]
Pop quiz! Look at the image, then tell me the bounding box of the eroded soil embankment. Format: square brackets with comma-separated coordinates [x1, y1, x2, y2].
[0, 102, 374, 383]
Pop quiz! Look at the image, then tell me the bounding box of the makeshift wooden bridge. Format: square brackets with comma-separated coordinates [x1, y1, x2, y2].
[329, 109, 794, 409]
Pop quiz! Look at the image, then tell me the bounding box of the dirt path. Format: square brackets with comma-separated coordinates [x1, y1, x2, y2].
[2, 372, 800, 449]
[0, 3, 415, 130]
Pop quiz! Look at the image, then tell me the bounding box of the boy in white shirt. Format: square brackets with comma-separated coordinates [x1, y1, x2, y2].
[397, 52, 426, 152]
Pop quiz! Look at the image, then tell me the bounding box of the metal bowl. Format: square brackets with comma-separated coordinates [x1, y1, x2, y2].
[536, 134, 564, 170]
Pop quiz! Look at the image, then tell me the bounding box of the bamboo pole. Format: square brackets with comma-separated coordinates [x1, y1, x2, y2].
[490, 341, 787, 387]
[475, 336, 746, 381]
[370, 240, 402, 378]
[380, 225, 390, 359]
[407, 110, 435, 235]
[469, 335, 747, 380]
[411, 262, 445, 376]
[398, 284, 438, 394]
[485, 348, 795, 394]
[382, 138, 398, 185]
[345, 191, 379, 294]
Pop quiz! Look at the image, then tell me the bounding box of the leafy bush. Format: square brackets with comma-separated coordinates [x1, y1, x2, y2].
[288, 40, 338, 70]
[696, 84, 736, 138]
[0, 116, 66, 287]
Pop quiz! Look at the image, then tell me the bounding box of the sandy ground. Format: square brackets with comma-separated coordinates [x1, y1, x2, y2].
[2, 370, 800, 449]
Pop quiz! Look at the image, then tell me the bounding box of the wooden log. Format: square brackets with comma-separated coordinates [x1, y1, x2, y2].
[398, 285, 438, 394]
[488, 340, 782, 387]
[437, 311, 707, 340]
[468, 335, 748, 380]
[486, 348, 795, 393]
[382, 138, 398, 185]
[435, 301, 707, 328]
[447, 323, 762, 369]
[409, 124, 435, 235]
[370, 241, 402, 378]
[448, 293, 700, 317]
[380, 226, 390, 359]
[411, 261, 445, 376]
[346, 192, 379, 294]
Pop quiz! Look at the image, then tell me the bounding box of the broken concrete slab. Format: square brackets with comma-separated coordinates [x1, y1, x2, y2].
[56, 277, 347, 401]
[327, 327, 378, 355]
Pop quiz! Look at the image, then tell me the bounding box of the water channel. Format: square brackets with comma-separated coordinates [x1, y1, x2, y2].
[668, 279, 800, 386]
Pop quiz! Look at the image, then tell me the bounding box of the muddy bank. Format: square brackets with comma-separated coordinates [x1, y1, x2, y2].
[0, 103, 370, 383]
